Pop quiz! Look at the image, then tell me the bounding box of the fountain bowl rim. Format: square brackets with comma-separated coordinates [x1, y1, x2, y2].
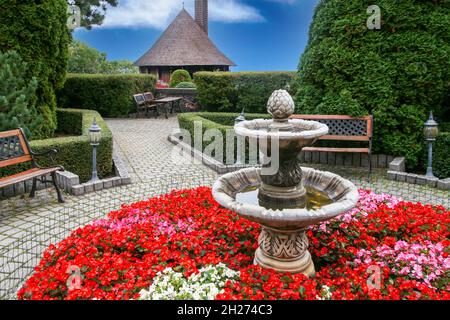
[212, 167, 359, 228]
[234, 118, 329, 140]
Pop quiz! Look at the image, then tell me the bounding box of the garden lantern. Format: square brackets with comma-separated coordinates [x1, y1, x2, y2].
[88, 118, 102, 182]
[235, 109, 246, 165]
[423, 112, 439, 178]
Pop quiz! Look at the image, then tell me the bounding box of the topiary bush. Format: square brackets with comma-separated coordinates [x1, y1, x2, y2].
[170, 70, 192, 88]
[176, 82, 196, 89]
[294, 0, 450, 169]
[194, 72, 296, 114]
[57, 74, 156, 117]
[0, 51, 43, 139]
[0, 0, 71, 139]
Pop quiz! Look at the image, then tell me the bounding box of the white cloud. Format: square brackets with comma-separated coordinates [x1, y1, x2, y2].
[102, 0, 264, 29]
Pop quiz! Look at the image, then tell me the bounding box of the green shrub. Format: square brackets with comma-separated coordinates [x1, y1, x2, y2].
[432, 132, 450, 179]
[194, 72, 296, 113]
[294, 0, 450, 169]
[0, 0, 71, 138]
[0, 51, 43, 138]
[0, 109, 113, 183]
[176, 82, 196, 89]
[170, 70, 192, 88]
[57, 74, 156, 117]
[178, 112, 269, 163]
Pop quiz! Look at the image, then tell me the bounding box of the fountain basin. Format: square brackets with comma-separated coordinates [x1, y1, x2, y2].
[212, 167, 359, 275]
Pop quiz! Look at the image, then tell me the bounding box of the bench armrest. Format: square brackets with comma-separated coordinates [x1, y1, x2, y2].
[30, 148, 62, 169]
[31, 148, 58, 157]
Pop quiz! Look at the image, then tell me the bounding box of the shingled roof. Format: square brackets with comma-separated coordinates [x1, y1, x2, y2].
[134, 9, 235, 67]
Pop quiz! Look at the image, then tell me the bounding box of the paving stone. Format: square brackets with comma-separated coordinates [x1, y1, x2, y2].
[83, 182, 94, 193]
[71, 185, 84, 196]
[425, 177, 439, 188]
[387, 171, 397, 180]
[406, 173, 417, 184]
[437, 178, 450, 190]
[94, 181, 104, 191]
[389, 157, 406, 172]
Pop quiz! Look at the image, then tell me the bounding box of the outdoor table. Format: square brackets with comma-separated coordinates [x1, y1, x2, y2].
[154, 97, 183, 119]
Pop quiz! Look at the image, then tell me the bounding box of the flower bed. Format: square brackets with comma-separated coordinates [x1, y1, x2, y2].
[18, 188, 449, 300]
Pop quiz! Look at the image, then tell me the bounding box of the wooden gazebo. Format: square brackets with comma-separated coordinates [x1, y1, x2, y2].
[134, 0, 235, 83]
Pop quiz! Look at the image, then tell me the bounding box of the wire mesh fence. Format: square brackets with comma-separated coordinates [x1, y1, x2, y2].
[0, 167, 448, 300]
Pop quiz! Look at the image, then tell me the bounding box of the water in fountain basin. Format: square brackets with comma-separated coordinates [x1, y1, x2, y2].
[235, 186, 333, 210]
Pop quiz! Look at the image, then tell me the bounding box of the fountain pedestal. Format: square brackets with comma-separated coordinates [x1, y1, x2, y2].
[255, 227, 315, 276]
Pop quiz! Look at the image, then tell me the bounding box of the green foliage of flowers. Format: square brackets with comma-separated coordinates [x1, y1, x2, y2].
[0, 0, 71, 138]
[57, 74, 156, 117]
[194, 72, 296, 114]
[294, 0, 450, 169]
[0, 51, 43, 139]
[170, 70, 192, 88]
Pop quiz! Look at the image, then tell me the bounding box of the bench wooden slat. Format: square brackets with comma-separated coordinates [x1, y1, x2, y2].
[303, 147, 370, 153]
[0, 167, 61, 188]
[0, 155, 33, 168]
[0, 129, 23, 139]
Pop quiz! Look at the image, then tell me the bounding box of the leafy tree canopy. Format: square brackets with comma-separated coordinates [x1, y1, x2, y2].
[68, 40, 138, 74]
[0, 51, 43, 138]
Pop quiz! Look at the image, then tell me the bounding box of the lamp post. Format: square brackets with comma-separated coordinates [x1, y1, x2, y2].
[235, 109, 246, 165]
[423, 112, 439, 178]
[88, 118, 102, 182]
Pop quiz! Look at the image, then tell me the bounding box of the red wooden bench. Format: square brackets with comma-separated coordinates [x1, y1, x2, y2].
[291, 115, 374, 179]
[0, 128, 65, 202]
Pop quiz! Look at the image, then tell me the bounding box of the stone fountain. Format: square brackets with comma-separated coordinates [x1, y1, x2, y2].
[212, 90, 359, 276]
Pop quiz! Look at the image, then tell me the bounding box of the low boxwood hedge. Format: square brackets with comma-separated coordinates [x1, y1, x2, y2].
[0, 109, 113, 183]
[57, 74, 156, 117]
[194, 71, 296, 113]
[178, 112, 270, 163]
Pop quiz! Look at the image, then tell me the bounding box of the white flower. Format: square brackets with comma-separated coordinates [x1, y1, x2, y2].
[137, 264, 240, 300]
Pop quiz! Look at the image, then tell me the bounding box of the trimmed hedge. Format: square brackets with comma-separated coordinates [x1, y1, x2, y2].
[178, 112, 269, 163]
[433, 132, 450, 179]
[194, 72, 296, 113]
[0, 109, 113, 183]
[57, 74, 156, 117]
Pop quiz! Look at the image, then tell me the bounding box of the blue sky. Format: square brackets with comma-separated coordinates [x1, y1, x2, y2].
[74, 0, 320, 71]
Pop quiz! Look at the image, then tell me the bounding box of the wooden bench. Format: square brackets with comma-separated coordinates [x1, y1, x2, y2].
[291, 115, 374, 179]
[0, 128, 65, 202]
[133, 93, 159, 118]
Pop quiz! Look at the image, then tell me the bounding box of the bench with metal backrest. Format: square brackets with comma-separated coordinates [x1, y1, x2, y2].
[0, 128, 65, 203]
[133, 93, 164, 118]
[291, 114, 374, 179]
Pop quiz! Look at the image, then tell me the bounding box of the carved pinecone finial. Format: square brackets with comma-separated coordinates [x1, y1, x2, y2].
[267, 89, 295, 120]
